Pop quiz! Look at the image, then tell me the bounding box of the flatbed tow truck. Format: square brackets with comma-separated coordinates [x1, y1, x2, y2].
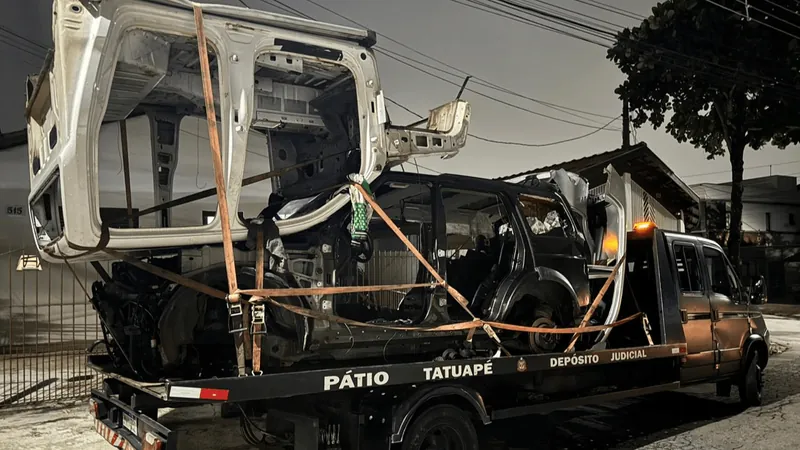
[23, 2, 769, 449]
[86, 222, 770, 450]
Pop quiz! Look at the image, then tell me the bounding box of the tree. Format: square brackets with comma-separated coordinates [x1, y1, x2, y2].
[607, 0, 800, 267]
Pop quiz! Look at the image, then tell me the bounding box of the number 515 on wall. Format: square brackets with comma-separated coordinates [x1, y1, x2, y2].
[6, 206, 25, 216]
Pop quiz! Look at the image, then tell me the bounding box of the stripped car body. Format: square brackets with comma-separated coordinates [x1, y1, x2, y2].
[26, 0, 470, 261]
[86, 166, 627, 379]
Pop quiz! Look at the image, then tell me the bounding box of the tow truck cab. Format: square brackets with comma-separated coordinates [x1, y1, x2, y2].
[623, 222, 769, 387]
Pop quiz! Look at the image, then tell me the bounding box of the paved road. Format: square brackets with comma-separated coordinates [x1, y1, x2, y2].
[484, 314, 800, 449]
[1, 315, 798, 450]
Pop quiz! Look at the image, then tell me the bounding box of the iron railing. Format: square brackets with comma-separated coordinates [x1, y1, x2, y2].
[0, 245, 107, 407]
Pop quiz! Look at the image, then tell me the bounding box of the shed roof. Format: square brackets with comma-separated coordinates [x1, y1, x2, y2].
[497, 142, 699, 215]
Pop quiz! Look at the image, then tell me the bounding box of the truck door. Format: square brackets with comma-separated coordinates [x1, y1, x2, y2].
[671, 241, 716, 382]
[701, 246, 751, 377]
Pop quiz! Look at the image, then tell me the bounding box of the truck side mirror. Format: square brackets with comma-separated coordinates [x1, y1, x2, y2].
[749, 275, 767, 305]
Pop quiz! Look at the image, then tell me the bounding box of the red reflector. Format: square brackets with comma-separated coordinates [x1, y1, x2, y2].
[199, 388, 229, 401]
[89, 399, 100, 418]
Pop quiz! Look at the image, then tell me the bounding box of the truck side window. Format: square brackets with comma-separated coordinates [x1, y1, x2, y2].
[703, 247, 735, 300]
[673, 243, 702, 293]
[517, 194, 570, 238]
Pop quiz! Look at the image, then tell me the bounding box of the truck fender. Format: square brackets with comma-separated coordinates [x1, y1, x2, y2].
[742, 334, 769, 369]
[390, 384, 490, 444]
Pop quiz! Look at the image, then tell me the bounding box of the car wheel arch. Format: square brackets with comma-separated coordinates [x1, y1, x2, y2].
[501, 268, 580, 323]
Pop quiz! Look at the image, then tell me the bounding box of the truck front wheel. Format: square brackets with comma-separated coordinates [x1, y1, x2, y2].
[739, 349, 765, 407]
[401, 404, 479, 450]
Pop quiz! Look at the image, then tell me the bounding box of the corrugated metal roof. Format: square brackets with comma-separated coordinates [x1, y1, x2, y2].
[497, 142, 699, 214]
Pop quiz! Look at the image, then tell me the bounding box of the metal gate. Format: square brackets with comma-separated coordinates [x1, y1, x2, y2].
[0, 245, 107, 407]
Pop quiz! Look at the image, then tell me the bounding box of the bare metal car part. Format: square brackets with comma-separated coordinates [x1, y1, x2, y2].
[515, 165, 628, 348]
[26, 0, 470, 262]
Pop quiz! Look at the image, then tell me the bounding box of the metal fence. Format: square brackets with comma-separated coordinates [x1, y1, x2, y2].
[741, 244, 800, 304]
[0, 241, 424, 407]
[0, 245, 107, 407]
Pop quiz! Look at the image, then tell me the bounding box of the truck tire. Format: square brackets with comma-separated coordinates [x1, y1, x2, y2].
[739, 350, 764, 407]
[401, 404, 479, 450]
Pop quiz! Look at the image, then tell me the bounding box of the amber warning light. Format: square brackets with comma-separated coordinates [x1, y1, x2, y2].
[633, 221, 656, 232]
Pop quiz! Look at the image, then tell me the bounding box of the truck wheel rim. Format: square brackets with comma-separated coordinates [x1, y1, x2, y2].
[756, 363, 764, 393]
[421, 425, 464, 450]
[529, 317, 558, 352]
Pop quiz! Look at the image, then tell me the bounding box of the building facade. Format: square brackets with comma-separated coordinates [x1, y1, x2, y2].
[499, 142, 699, 233]
[691, 175, 800, 303]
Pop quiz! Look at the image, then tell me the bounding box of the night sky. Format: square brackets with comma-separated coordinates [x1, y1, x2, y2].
[2, 0, 799, 184]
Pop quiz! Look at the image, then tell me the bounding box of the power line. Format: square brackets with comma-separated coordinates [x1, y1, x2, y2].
[299, 0, 620, 122]
[249, 0, 313, 18]
[451, 0, 613, 48]
[705, 0, 800, 41]
[486, 0, 618, 42]
[470, 0, 800, 101]
[254, 0, 314, 19]
[376, 45, 620, 129]
[0, 36, 45, 61]
[384, 97, 423, 118]
[680, 160, 800, 179]
[524, 0, 628, 32]
[297, 0, 800, 141]
[733, 0, 800, 32]
[408, 161, 443, 174]
[494, 0, 617, 37]
[762, 0, 800, 19]
[572, 0, 644, 21]
[386, 95, 621, 147]
[0, 25, 49, 52]
[271, 0, 314, 19]
[379, 48, 620, 130]
[469, 115, 620, 146]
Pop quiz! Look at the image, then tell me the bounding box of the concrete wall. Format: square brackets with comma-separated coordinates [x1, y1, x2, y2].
[739, 203, 800, 234]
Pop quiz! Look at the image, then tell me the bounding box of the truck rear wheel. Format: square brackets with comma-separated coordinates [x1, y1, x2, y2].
[401, 404, 479, 450]
[739, 350, 764, 407]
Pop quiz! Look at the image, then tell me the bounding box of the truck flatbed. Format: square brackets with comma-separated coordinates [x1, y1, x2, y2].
[87, 342, 687, 450]
[91, 343, 686, 403]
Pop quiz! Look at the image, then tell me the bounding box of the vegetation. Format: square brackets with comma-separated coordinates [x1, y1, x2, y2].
[607, 0, 800, 266]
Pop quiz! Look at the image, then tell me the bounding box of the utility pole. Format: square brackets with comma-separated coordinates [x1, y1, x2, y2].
[622, 94, 631, 149]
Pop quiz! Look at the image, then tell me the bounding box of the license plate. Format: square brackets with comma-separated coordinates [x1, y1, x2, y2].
[122, 412, 138, 436]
